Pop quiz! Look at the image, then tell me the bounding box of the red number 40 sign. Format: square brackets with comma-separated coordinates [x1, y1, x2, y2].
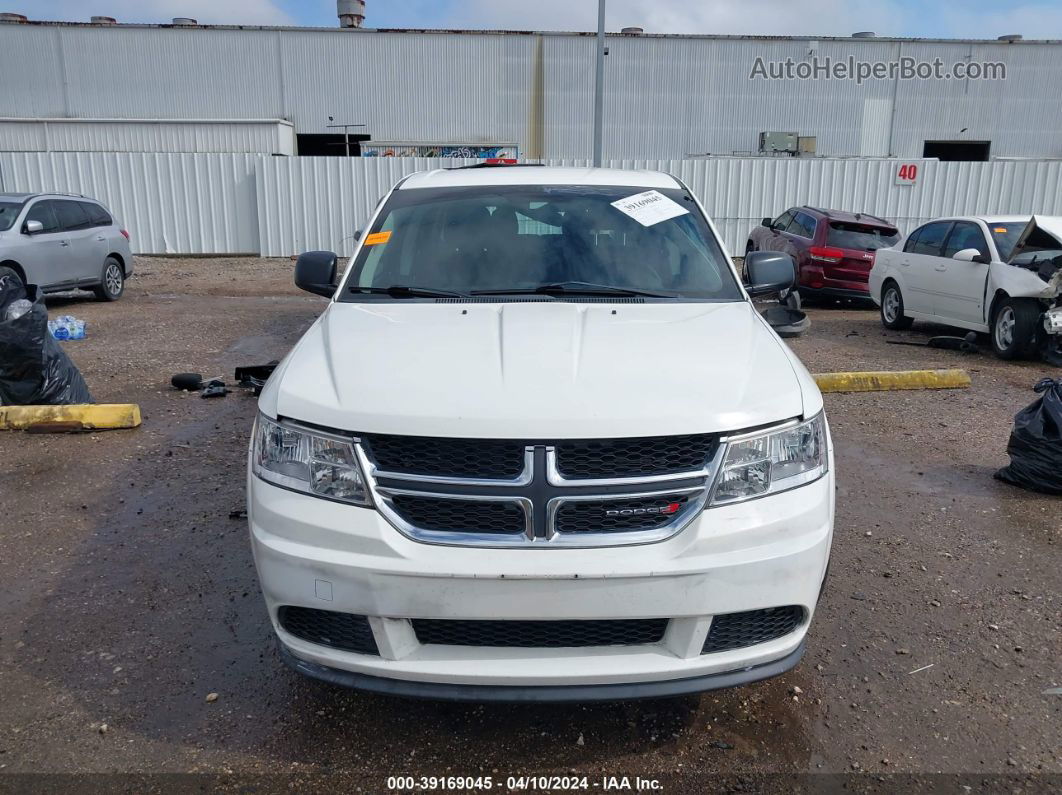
[895, 163, 919, 185]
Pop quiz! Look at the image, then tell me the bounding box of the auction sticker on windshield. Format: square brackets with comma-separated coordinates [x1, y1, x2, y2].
[611, 190, 689, 227]
[364, 230, 392, 245]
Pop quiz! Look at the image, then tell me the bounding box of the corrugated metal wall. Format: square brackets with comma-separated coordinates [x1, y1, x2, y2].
[2, 151, 1061, 256]
[254, 156, 1062, 257]
[2, 24, 1061, 160]
[0, 152, 260, 254]
[0, 119, 295, 155]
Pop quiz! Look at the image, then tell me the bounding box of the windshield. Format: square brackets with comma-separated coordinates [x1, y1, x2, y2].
[986, 220, 1027, 261]
[0, 201, 24, 232]
[826, 222, 900, 251]
[340, 184, 742, 301]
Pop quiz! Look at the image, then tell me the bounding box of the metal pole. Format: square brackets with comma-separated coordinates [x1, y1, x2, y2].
[345, 127, 351, 157]
[592, 0, 606, 167]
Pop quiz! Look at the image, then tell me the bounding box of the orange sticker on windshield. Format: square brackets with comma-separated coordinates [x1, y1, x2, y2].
[993, 227, 1008, 233]
[364, 230, 392, 245]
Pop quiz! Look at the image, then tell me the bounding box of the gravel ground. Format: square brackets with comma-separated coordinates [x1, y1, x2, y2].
[0, 258, 1058, 792]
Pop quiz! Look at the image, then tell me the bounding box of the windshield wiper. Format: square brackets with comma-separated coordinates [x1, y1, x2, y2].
[349, 285, 470, 299]
[472, 281, 677, 298]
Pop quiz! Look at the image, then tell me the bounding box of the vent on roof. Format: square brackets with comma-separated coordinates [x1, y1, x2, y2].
[621, 26, 644, 34]
[852, 31, 876, 38]
[91, 15, 117, 24]
[997, 34, 1023, 41]
[0, 12, 27, 22]
[171, 17, 197, 26]
[338, 0, 366, 28]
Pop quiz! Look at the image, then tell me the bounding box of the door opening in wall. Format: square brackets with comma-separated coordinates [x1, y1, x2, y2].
[922, 140, 991, 161]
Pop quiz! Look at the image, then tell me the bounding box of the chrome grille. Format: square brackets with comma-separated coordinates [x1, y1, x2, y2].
[357, 433, 721, 548]
[553, 434, 716, 480]
[390, 494, 527, 535]
[363, 434, 526, 480]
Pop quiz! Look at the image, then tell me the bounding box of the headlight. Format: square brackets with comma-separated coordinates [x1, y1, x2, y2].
[252, 413, 370, 506]
[710, 413, 828, 505]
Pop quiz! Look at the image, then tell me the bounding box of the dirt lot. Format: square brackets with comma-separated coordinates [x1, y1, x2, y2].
[0, 258, 1058, 792]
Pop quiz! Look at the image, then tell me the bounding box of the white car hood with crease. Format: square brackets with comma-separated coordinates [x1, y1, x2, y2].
[261, 300, 818, 439]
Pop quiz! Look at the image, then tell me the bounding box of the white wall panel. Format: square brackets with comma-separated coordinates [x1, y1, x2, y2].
[3, 151, 1061, 257]
[0, 119, 295, 154]
[1, 24, 1060, 160]
[0, 151, 259, 254]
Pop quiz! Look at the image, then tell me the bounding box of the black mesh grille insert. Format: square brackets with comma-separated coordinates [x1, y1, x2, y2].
[390, 494, 525, 534]
[412, 618, 668, 648]
[277, 606, 380, 655]
[554, 494, 692, 533]
[555, 434, 715, 480]
[364, 434, 525, 480]
[701, 606, 804, 654]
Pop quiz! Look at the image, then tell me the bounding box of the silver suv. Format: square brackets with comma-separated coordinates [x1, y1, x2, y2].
[0, 192, 133, 301]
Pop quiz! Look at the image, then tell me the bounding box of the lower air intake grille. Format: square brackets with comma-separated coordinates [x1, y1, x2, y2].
[278, 606, 379, 655]
[701, 606, 804, 654]
[412, 618, 669, 648]
[390, 494, 526, 534]
[554, 494, 691, 533]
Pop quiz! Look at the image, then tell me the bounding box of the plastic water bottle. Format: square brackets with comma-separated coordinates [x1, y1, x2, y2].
[49, 318, 70, 340]
[3, 298, 32, 322]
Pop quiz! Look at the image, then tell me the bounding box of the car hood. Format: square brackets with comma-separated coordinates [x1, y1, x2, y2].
[264, 300, 814, 438]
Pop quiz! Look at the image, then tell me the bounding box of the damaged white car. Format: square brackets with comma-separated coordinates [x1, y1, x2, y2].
[869, 215, 1062, 361]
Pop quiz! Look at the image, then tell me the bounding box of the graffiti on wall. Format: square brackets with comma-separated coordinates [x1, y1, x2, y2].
[362, 143, 519, 158]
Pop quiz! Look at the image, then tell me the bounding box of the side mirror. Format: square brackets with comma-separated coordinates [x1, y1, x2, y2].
[353, 229, 362, 241]
[294, 250, 338, 298]
[761, 217, 773, 228]
[952, 248, 990, 264]
[745, 251, 796, 297]
[23, 220, 43, 235]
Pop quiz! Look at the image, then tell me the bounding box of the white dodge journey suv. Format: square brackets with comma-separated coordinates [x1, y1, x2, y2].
[248, 166, 834, 701]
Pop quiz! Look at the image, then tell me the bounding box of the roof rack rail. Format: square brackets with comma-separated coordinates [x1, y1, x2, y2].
[445, 162, 545, 170]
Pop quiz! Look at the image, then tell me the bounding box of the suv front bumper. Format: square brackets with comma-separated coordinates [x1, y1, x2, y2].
[248, 471, 833, 699]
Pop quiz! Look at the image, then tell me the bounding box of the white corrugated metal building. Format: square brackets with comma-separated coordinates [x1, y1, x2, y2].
[0, 17, 1060, 160]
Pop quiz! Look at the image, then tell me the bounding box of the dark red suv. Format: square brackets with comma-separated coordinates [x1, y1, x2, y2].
[746, 207, 900, 301]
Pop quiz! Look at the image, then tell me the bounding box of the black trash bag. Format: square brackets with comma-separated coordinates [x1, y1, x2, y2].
[994, 378, 1062, 495]
[0, 273, 92, 405]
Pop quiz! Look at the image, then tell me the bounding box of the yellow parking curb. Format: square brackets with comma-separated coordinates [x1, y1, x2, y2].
[0, 403, 142, 431]
[813, 369, 971, 393]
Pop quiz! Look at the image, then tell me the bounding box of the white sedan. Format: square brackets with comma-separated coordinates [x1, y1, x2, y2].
[869, 215, 1062, 359]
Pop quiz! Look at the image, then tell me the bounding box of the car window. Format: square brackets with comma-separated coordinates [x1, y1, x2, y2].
[53, 200, 90, 231]
[942, 222, 989, 259]
[80, 201, 112, 227]
[772, 211, 794, 231]
[909, 222, 952, 256]
[903, 226, 924, 253]
[787, 212, 817, 239]
[25, 200, 60, 234]
[827, 222, 900, 251]
[345, 184, 743, 301]
[0, 200, 24, 232]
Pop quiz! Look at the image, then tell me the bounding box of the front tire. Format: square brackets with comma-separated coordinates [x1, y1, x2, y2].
[93, 257, 125, 301]
[880, 281, 913, 330]
[991, 298, 1039, 360]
